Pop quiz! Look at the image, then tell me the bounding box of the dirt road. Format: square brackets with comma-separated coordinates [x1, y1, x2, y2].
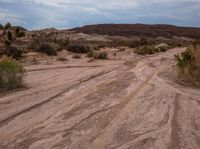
[0, 48, 200, 149]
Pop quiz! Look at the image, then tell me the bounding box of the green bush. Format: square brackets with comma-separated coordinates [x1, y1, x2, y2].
[0, 59, 25, 91]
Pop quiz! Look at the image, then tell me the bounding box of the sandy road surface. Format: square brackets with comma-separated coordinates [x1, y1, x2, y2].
[0, 48, 200, 149]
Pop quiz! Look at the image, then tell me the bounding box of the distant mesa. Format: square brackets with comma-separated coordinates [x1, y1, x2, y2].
[71, 24, 200, 39]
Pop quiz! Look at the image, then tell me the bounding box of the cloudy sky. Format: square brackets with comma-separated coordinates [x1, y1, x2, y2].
[0, 0, 200, 30]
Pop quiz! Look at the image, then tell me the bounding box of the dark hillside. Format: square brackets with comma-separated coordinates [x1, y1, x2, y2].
[71, 24, 200, 39]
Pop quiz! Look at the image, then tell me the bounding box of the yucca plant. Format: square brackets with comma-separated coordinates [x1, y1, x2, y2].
[1, 23, 25, 46]
[5, 30, 14, 44]
[4, 22, 11, 30]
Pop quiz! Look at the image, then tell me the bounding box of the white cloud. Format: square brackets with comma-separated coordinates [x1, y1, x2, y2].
[0, 0, 200, 29]
[0, 8, 25, 25]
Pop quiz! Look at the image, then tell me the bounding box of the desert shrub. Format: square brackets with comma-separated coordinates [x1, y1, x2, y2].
[4, 22, 11, 30]
[135, 46, 156, 55]
[0, 58, 25, 91]
[0, 23, 25, 58]
[32, 57, 39, 64]
[37, 42, 58, 56]
[15, 27, 26, 37]
[140, 38, 148, 45]
[159, 46, 167, 52]
[93, 44, 106, 50]
[57, 56, 68, 61]
[54, 38, 69, 48]
[4, 39, 12, 46]
[87, 50, 95, 58]
[155, 43, 170, 52]
[175, 43, 200, 83]
[111, 39, 138, 48]
[29, 39, 39, 50]
[7, 46, 22, 60]
[67, 44, 90, 53]
[87, 57, 95, 62]
[87, 50, 108, 59]
[97, 51, 108, 59]
[29, 39, 59, 56]
[111, 38, 149, 48]
[0, 24, 3, 29]
[72, 54, 81, 59]
[29, 36, 66, 53]
[2, 46, 22, 60]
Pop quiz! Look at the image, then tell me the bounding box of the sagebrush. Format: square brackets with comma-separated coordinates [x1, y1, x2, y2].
[87, 50, 108, 59]
[175, 43, 200, 83]
[0, 58, 25, 91]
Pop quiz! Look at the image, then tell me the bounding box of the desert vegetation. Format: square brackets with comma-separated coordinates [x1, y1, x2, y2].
[87, 50, 108, 59]
[31, 41, 59, 56]
[175, 42, 200, 83]
[134, 44, 170, 55]
[72, 54, 81, 59]
[67, 44, 90, 53]
[57, 56, 68, 62]
[29, 36, 70, 56]
[0, 58, 25, 91]
[0, 23, 26, 59]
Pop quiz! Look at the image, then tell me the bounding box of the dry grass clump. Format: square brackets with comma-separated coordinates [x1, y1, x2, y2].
[0, 58, 25, 91]
[175, 43, 200, 83]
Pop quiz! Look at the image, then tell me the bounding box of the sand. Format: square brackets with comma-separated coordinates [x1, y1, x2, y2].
[0, 47, 200, 149]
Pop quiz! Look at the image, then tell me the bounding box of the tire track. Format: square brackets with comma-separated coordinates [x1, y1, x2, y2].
[26, 65, 103, 72]
[0, 66, 121, 127]
[168, 94, 180, 149]
[0, 65, 132, 144]
[90, 67, 157, 149]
